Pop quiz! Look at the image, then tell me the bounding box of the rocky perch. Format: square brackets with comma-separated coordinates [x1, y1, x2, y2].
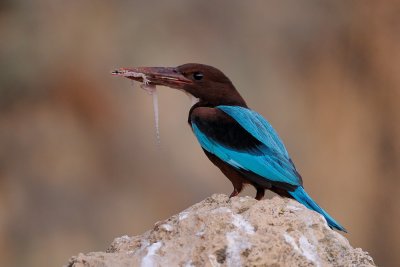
[66, 194, 375, 267]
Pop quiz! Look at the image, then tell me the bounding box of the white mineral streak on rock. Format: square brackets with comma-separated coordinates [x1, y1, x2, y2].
[239, 196, 251, 202]
[211, 207, 232, 214]
[286, 204, 302, 211]
[212, 206, 254, 234]
[139, 239, 149, 249]
[184, 260, 195, 267]
[160, 224, 173, 232]
[114, 235, 130, 243]
[284, 233, 300, 252]
[301, 208, 321, 227]
[195, 228, 205, 236]
[178, 211, 189, 221]
[299, 236, 320, 267]
[226, 231, 251, 267]
[231, 213, 254, 234]
[140, 241, 162, 267]
[208, 254, 221, 267]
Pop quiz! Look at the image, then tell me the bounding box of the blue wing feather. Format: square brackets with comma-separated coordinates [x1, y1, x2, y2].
[217, 105, 290, 158]
[191, 107, 301, 186]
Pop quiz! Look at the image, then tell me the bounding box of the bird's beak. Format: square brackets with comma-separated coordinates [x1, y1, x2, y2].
[111, 67, 192, 89]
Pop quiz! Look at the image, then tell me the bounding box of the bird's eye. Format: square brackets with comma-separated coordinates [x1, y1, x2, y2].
[192, 72, 204, 80]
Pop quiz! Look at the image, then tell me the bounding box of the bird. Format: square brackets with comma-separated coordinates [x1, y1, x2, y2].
[112, 63, 347, 232]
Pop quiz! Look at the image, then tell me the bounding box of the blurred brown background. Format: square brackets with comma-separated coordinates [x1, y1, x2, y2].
[1, 1, 399, 266]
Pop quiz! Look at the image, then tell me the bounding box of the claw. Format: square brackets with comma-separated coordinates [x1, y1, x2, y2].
[229, 189, 239, 198]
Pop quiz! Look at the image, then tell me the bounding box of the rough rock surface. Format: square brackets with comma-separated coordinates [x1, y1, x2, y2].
[66, 194, 375, 267]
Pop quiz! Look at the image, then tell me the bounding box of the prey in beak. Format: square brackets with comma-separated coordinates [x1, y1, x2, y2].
[111, 67, 192, 89]
[111, 66, 191, 144]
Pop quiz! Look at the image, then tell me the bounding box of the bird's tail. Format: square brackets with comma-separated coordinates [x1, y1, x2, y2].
[289, 186, 347, 232]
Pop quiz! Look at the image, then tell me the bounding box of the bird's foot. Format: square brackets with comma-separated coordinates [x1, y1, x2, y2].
[229, 190, 239, 198]
[255, 188, 265, 200]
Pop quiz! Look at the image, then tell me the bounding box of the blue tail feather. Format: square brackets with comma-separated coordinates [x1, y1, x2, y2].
[289, 187, 347, 232]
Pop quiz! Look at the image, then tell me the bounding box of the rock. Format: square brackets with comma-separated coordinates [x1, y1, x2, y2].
[66, 194, 375, 267]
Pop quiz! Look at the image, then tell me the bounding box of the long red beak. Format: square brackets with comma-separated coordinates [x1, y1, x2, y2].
[111, 67, 192, 89]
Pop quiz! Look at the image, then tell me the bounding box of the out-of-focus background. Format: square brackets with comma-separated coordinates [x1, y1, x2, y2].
[1, 1, 399, 266]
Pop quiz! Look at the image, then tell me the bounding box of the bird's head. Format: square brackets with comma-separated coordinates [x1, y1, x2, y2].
[112, 63, 247, 107]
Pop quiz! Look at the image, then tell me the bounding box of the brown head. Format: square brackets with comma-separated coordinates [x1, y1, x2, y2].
[112, 63, 247, 107]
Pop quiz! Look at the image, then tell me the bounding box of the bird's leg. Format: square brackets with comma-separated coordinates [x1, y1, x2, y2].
[202, 151, 245, 199]
[229, 183, 243, 198]
[255, 187, 265, 200]
[229, 188, 239, 198]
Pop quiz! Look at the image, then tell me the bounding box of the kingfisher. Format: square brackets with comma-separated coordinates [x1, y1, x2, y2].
[112, 63, 346, 232]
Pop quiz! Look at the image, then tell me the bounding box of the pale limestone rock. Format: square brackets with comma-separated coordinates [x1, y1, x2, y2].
[66, 194, 375, 267]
